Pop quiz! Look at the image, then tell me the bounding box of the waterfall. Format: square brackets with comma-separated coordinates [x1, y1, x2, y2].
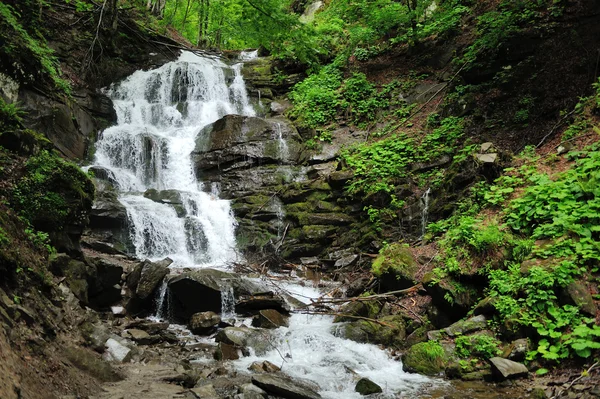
[276, 123, 290, 162]
[92, 51, 255, 268]
[421, 187, 431, 239]
[154, 279, 170, 320]
[220, 282, 236, 319]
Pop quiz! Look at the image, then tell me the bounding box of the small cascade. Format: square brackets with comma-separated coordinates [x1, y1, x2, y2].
[276, 123, 289, 162]
[92, 51, 255, 268]
[219, 282, 236, 319]
[239, 49, 259, 61]
[154, 279, 170, 320]
[421, 187, 431, 240]
[272, 197, 286, 241]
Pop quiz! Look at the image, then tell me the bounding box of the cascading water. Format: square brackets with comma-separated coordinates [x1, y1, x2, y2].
[219, 282, 236, 319]
[92, 51, 255, 267]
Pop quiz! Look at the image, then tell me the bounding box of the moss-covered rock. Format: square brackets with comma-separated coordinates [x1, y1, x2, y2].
[372, 243, 418, 291]
[402, 341, 449, 376]
[335, 315, 406, 348]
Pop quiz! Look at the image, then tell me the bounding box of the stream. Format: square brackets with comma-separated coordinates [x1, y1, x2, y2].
[88, 50, 529, 399]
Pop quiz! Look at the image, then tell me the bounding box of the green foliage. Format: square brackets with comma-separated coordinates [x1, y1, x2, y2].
[0, 98, 24, 130]
[12, 150, 94, 231]
[0, 2, 71, 94]
[455, 334, 502, 359]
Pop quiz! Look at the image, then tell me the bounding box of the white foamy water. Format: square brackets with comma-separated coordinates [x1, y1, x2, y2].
[234, 280, 437, 398]
[92, 51, 255, 267]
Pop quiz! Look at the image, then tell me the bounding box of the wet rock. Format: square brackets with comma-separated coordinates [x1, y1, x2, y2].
[444, 315, 488, 337]
[168, 268, 261, 320]
[488, 357, 528, 380]
[355, 378, 382, 395]
[252, 374, 321, 399]
[248, 361, 281, 373]
[103, 338, 132, 363]
[236, 293, 290, 314]
[135, 258, 172, 300]
[335, 315, 406, 347]
[214, 342, 240, 361]
[215, 327, 270, 355]
[89, 190, 128, 229]
[189, 311, 221, 335]
[270, 99, 292, 115]
[251, 309, 289, 329]
[191, 384, 219, 398]
[125, 319, 169, 334]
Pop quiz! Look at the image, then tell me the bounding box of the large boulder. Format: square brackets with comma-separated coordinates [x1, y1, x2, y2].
[192, 115, 305, 175]
[402, 341, 449, 376]
[251, 309, 289, 329]
[488, 357, 528, 380]
[251, 374, 321, 399]
[167, 269, 262, 320]
[189, 311, 221, 335]
[133, 258, 172, 300]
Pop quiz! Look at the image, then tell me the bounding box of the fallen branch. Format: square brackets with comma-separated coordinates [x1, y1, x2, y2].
[301, 285, 421, 308]
[536, 108, 577, 149]
[550, 362, 599, 399]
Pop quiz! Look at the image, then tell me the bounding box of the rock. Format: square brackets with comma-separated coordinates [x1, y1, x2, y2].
[168, 268, 261, 320]
[248, 361, 281, 373]
[214, 342, 240, 361]
[81, 322, 110, 352]
[103, 338, 132, 363]
[135, 258, 172, 300]
[252, 374, 321, 399]
[236, 293, 290, 315]
[480, 142, 494, 153]
[124, 320, 169, 335]
[334, 254, 359, 269]
[251, 309, 289, 329]
[240, 383, 268, 399]
[488, 357, 528, 380]
[502, 338, 529, 361]
[50, 253, 96, 304]
[564, 281, 597, 316]
[444, 315, 487, 337]
[355, 378, 382, 395]
[89, 190, 128, 229]
[111, 306, 126, 316]
[189, 311, 221, 335]
[476, 153, 498, 163]
[215, 327, 270, 355]
[371, 244, 418, 291]
[335, 315, 406, 347]
[270, 99, 292, 115]
[63, 346, 123, 382]
[473, 296, 497, 316]
[125, 328, 159, 345]
[191, 384, 219, 398]
[402, 341, 448, 376]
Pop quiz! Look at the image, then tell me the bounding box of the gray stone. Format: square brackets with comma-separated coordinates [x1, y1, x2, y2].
[476, 153, 498, 163]
[488, 357, 528, 380]
[240, 383, 267, 399]
[355, 378, 382, 395]
[334, 254, 358, 269]
[565, 281, 597, 316]
[191, 384, 219, 398]
[251, 309, 289, 329]
[214, 342, 240, 361]
[215, 327, 270, 355]
[252, 374, 321, 399]
[502, 338, 529, 360]
[300, 257, 320, 265]
[103, 338, 132, 363]
[248, 361, 281, 373]
[270, 99, 292, 115]
[444, 315, 487, 337]
[135, 258, 172, 299]
[480, 142, 494, 153]
[189, 311, 221, 335]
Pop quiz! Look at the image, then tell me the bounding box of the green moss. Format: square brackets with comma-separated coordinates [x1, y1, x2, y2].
[403, 341, 448, 376]
[11, 150, 95, 231]
[371, 243, 417, 280]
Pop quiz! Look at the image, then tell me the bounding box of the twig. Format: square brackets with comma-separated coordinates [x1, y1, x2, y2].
[302, 285, 421, 307]
[536, 108, 577, 148]
[551, 362, 599, 399]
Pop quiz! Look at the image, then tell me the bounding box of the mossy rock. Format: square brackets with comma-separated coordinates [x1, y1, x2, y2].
[336, 315, 406, 348]
[422, 271, 478, 320]
[372, 244, 418, 291]
[402, 341, 449, 376]
[333, 301, 382, 322]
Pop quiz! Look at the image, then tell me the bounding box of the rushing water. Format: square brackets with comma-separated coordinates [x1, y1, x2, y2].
[93, 50, 440, 398]
[92, 51, 255, 267]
